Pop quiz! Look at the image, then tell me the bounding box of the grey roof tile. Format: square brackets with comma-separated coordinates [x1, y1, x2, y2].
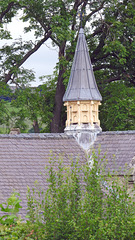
[0, 133, 87, 218]
[92, 131, 135, 175]
[0, 131, 135, 218]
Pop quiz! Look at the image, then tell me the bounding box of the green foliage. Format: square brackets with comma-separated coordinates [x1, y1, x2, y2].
[0, 83, 13, 130]
[0, 192, 22, 226]
[0, 39, 35, 83]
[10, 76, 56, 132]
[0, 153, 135, 239]
[25, 154, 135, 239]
[0, 0, 135, 132]
[100, 81, 135, 131]
[0, 78, 56, 133]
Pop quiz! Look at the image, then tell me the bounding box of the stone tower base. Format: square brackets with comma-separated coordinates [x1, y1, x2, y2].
[64, 123, 102, 151]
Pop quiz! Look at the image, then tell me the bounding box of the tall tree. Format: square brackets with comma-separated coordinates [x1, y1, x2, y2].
[11, 76, 56, 133]
[0, 0, 135, 132]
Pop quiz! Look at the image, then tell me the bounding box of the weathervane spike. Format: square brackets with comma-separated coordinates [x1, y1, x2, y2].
[79, 9, 85, 28]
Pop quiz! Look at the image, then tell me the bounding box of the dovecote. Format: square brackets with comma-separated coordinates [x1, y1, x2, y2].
[63, 28, 102, 130]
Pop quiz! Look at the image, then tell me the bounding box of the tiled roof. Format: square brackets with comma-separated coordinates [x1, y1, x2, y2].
[0, 131, 135, 217]
[0, 133, 86, 218]
[93, 131, 135, 175]
[63, 28, 102, 102]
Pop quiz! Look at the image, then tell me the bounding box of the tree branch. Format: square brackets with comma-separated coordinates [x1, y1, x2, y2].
[93, 64, 111, 71]
[71, 0, 82, 31]
[104, 76, 122, 84]
[85, 0, 106, 23]
[0, 2, 15, 23]
[21, 4, 48, 32]
[4, 31, 52, 83]
[17, 32, 51, 67]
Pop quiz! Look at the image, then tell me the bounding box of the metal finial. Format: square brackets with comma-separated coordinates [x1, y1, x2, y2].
[78, 9, 85, 28]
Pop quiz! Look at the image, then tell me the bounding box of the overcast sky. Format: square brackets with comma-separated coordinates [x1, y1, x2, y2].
[2, 14, 58, 86]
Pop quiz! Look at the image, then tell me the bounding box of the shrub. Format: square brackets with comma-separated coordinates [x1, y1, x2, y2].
[0, 153, 134, 239]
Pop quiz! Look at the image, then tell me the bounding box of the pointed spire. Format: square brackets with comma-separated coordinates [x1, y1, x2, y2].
[63, 28, 102, 102]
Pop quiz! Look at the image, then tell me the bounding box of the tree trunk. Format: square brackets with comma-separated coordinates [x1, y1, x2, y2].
[33, 120, 40, 133]
[51, 43, 66, 133]
[50, 69, 65, 133]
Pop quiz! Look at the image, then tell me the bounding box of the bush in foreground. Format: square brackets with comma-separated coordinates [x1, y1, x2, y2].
[0, 153, 135, 239]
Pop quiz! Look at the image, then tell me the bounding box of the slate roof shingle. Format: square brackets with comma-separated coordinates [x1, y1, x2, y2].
[93, 131, 135, 175]
[0, 133, 86, 217]
[0, 131, 135, 217]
